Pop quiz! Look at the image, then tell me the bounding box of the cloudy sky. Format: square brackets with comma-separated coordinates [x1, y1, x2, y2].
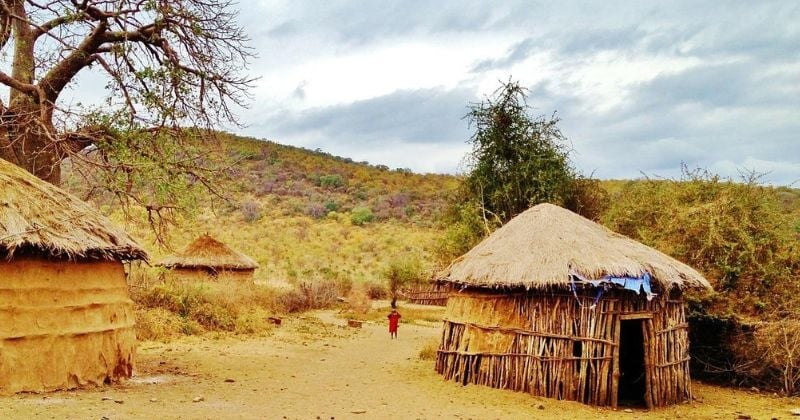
[230, 1, 798, 185]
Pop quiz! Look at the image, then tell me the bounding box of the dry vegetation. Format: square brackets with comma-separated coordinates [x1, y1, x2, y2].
[65, 134, 800, 395]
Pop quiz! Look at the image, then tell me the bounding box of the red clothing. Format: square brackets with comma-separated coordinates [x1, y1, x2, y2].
[388, 311, 401, 333]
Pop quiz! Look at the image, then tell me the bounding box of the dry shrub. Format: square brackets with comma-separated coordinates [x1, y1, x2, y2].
[418, 338, 440, 360]
[135, 307, 184, 341]
[234, 307, 272, 335]
[276, 280, 339, 313]
[364, 281, 388, 299]
[345, 286, 372, 314]
[731, 320, 800, 395]
[604, 167, 799, 314]
[133, 280, 282, 339]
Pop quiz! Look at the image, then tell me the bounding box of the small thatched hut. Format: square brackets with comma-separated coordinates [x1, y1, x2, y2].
[435, 203, 711, 408]
[157, 234, 258, 282]
[0, 158, 147, 394]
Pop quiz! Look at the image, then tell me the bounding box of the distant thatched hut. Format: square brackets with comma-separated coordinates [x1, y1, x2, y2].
[0, 158, 147, 394]
[157, 234, 258, 282]
[435, 204, 711, 408]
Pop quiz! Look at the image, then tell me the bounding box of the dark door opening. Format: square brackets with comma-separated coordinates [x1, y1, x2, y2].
[618, 320, 646, 406]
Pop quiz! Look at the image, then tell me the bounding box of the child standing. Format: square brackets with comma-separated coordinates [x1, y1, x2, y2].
[387, 308, 401, 339]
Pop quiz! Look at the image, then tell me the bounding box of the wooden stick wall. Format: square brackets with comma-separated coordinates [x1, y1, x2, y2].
[434, 290, 692, 407]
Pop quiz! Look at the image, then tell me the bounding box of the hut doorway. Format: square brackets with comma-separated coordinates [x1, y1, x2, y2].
[617, 319, 647, 406]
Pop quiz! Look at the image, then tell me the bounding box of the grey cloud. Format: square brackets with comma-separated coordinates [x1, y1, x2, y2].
[249, 86, 476, 147]
[238, 1, 800, 184]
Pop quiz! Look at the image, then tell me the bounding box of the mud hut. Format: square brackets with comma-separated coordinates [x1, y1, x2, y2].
[435, 203, 711, 408]
[157, 234, 258, 282]
[0, 158, 147, 394]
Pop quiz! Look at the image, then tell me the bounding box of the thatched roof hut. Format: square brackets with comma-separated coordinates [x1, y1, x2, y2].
[157, 234, 258, 281]
[435, 203, 712, 408]
[0, 158, 147, 393]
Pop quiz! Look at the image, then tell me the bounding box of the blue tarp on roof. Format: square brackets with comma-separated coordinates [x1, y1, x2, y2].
[569, 270, 656, 305]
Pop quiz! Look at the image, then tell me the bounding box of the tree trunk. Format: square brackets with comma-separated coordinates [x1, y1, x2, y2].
[0, 105, 61, 185]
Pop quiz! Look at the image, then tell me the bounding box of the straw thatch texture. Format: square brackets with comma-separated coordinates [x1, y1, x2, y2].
[439, 203, 711, 292]
[0, 158, 147, 261]
[157, 234, 258, 271]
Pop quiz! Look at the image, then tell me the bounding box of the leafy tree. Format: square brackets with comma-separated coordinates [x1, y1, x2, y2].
[0, 0, 253, 216]
[463, 80, 576, 226]
[383, 255, 425, 307]
[438, 80, 601, 262]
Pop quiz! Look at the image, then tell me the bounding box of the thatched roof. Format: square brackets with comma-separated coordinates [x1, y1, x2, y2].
[439, 203, 712, 292]
[0, 158, 148, 261]
[157, 234, 258, 271]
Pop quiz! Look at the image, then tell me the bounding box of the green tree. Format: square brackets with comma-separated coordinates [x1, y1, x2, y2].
[383, 256, 425, 306]
[438, 80, 598, 262]
[0, 0, 253, 218]
[464, 80, 576, 225]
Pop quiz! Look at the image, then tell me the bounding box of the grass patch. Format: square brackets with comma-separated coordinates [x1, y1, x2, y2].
[418, 338, 440, 361]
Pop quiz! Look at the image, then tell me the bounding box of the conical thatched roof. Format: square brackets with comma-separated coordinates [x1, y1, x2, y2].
[157, 234, 258, 271]
[439, 203, 711, 292]
[0, 158, 147, 261]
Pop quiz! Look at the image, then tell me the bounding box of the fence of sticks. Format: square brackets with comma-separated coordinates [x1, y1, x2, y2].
[406, 285, 450, 306]
[435, 289, 691, 408]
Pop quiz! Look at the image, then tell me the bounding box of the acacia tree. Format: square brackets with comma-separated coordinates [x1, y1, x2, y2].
[437, 80, 608, 263]
[0, 0, 253, 197]
[464, 79, 575, 225]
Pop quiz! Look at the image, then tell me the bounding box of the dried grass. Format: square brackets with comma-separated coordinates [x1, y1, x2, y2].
[157, 234, 258, 270]
[0, 158, 147, 260]
[440, 203, 711, 292]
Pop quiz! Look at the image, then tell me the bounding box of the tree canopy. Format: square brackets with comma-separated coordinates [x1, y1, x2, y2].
[0, 0, 254, 214]
[463, 80, 577, 224]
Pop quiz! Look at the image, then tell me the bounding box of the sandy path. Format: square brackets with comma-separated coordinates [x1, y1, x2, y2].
[1, 307, 799, 419]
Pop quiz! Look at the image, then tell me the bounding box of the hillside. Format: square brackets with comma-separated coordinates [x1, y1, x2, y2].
[65, 133, 461, 287]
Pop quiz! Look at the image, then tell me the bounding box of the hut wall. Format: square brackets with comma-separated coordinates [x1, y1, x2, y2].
[0, 258, 135, 394]
[407, 284, 450, 306]
[162, 268, 255, 284]
[435, 290, 691, 407]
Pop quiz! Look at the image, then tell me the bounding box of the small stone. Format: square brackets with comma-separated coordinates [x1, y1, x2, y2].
[192, 396, 205, 403]
[149, 398, 158, 402]
[736, 415, 752, 420]
[791, 408, 800, 416]
[750, 386, 759, 393]
[623, 409, 633, 413]
[537, 404, 544, 410]
[114, 399, 124, 404]
[351, 409, 366, 414]
[101, 396, 113, 401]
[224, 378, 235, 383]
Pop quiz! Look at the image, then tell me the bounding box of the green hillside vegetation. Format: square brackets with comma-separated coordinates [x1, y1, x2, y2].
[66, 133, 460, 288]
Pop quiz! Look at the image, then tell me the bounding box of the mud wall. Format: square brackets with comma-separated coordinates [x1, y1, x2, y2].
[0, 258, 135, 394]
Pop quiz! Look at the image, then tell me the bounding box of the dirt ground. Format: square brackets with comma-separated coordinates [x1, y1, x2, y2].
[2, 304, 799, 420]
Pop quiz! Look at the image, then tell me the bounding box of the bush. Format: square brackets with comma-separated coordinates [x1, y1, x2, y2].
[384, 256, 426, 300]
[276, 280, 339, 313]
[364, 281, 388, 299]
[318, 174, 344, 189]
[305, 202, 327, 219]
[350, 206, 375, 226]
[240, 199, 262, 222]
[345, 286, 372, 314]
[135, 307, 184, 341]
[132, 280, 283, 339]
[418, 338, 440, 361]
